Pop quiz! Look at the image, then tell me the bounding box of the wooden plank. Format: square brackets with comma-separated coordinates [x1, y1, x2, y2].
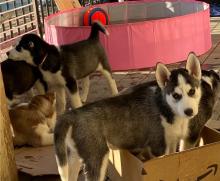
[0, 66, 18, 181]
[54, 0, 81, 11]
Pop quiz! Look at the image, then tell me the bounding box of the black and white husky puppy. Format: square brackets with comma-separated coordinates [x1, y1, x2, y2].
[127, 69, 220, 160]
[7, 21, 118, 114]
[1, 59, 47, 103]
[53, 53, 202, 181]
[181, 69, 220, 150]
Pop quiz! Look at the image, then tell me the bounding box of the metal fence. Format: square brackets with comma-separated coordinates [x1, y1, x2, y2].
[0, 0, 58, 56]
[0, 0, 37, 54]
[35, 0, 58, 37]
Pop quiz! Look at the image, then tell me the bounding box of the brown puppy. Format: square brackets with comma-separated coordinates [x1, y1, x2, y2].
[9, 92, 56, 147]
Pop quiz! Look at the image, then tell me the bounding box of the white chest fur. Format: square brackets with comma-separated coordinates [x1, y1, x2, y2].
[41, 69, 66, 87]
[162, 116, 189, 140]
[161, 116, 190, 154]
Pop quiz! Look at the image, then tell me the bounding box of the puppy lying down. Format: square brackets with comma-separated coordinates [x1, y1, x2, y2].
[9, 92, 56, 147]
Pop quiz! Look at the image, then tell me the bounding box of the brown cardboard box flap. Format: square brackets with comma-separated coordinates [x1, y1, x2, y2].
[143, 142, 220, 180]
[206, 120, 220, 130]
[142, 127, 220, 180]
[108, 149, 144, 181]
[108, 126, 220, 181]
[203, 123, 220, 142]
[15, 146, 58, 176]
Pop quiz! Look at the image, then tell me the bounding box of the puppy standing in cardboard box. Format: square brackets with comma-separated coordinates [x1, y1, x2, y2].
[53, 53, 211, 181]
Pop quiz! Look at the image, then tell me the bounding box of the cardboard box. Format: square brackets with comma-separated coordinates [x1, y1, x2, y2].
[15, 126, 220, 180]
[207, 119, 220, 131]
[108, 126, 220, 181]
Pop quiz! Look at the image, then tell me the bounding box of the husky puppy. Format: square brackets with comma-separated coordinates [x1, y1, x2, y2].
[182, 69, 220, 150]
[1, 59, 47, 102]
[9, 92, 56, 147]
[7, 21, 118, 114]
[54, 53, 202, 181]
[128, 69, 220, 160]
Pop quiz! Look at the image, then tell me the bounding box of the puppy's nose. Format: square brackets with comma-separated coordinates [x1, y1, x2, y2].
[184, 108, 193, 117]
[6, 52, 9, 56]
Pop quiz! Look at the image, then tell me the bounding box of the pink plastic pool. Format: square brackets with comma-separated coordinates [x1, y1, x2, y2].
[44, 0, 211, 71]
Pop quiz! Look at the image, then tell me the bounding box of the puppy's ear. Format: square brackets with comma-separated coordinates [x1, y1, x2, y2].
[28, 41, 34, 48]
[210, 70, 220, 81]
[186, 52, 201, 80]
[156, 63, 171, 89]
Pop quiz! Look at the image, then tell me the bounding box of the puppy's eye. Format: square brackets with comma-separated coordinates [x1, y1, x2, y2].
[172, 93, 182, 100]
[188, 89, 195, 96]
[16, 46, 21, 52]
[28, 41, 34, 48]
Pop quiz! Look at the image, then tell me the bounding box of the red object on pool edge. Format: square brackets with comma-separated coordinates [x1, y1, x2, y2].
[83, 7, 109, 26]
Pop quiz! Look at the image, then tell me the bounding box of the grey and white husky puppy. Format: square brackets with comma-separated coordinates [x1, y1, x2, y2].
[54, 53, 202, 181]
[128, 69, 220, 160]
[182, 69, 220, 150]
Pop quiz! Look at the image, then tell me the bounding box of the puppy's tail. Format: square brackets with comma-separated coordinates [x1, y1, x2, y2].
[54, 119, 71, 179]
[88, 20, 109, 40]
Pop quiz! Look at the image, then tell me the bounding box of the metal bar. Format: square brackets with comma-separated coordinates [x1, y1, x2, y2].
[51, 0, 55, 14]
[13, 0, 21, 35]
[1, 24, 7, 40]
[45, 0, 50, 16]
[6, 2, 14, 38]
[0, 4, 32, 16]
[27, 0, 34, 30]
[20, 0, 28, 32]
[39, 0, 45, 30]
[34, 0, 43, 37]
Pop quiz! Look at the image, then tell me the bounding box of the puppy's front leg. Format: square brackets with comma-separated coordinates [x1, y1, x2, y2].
[54, 86, 66, 115]
[165, 139, 178, 155]
[34, 80, 47, 95]
[80, 76, 90, 103]
[97, 64, 118, 96]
